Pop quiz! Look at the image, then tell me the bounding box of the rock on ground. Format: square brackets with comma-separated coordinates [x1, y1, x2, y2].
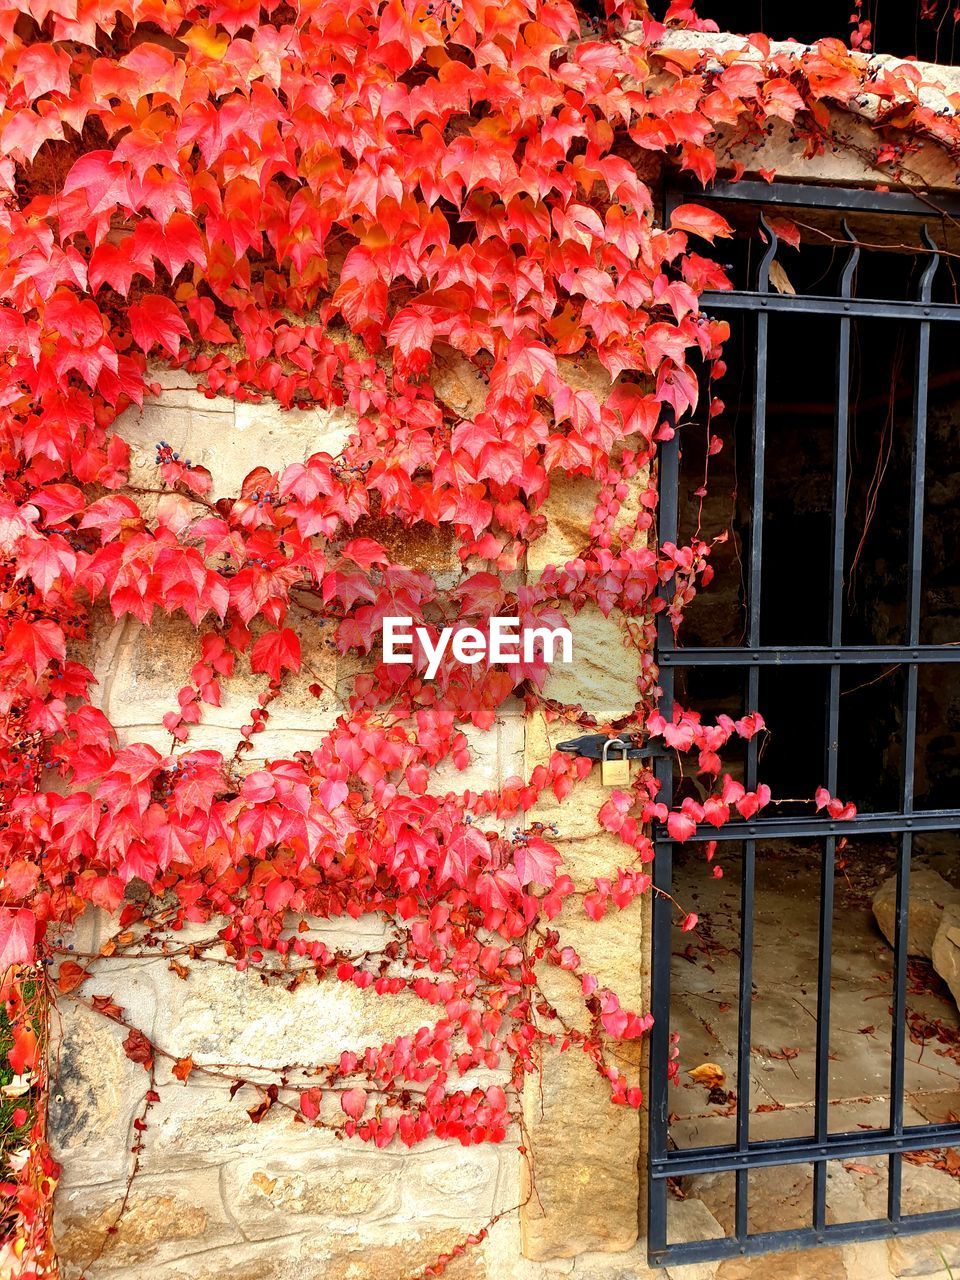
[932, 903, 960, 1011]
[872, 867, 960, 960]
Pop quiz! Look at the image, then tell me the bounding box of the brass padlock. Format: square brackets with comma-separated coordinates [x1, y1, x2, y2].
[601, 737, 630, 787]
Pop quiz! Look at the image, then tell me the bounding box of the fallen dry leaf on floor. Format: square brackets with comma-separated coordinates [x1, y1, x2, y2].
[687, 1063, 726, 1087]
[758, 1045, 800, 1060]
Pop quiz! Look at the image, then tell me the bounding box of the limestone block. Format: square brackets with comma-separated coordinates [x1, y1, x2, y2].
[70, 955, 161, 1040]
[524, 713, 637, 863]
[843, 1238, 901, 1280]
[116, 389, 355, 505]
[573, 1244, 660, 1280]
[147, 366, 235, 412]
[716, 1249, 847, 1280]
[54, 1173, 240, 1274]
[432, 353, 488, 420]
[118, 402, 232, 511]
[222, 1152, 402, 1240]
[118, 954, 429, 1071]
[50, 908, 101, 956]
[130, 1213, 508, 1280]
[48, 1003, 146, 1187]
[872, 867, 960, 960]
[520, 1040, 641, 1260]
[535, 892, 645, 1030]
[527, 472, 602, 574]
[716, 112, 960, 197]
[665, 1197, 723, 1280]
[538, 606, 641, 724]
[234, 398, 355, 463]
[527, 465, 651, 578]
[526, 359, 650, 575]
[519, 703, 646, 1260]
[887, 1229, 960, 1277]
[113, 1240, 317, 1280]
[429, 710, 526, 797]
[309, 1226, 489, 1280]
[141, 1086, 337, 1173]
[932, 904, 960, 1011]
[352, 514, 462, 582]
[90, 613, 341, 762]
[399, 1144, 503, 1222]
[643, 31, 960, 195]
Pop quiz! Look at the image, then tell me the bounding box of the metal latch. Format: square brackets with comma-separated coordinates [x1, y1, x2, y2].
[557, 733, 662, 762]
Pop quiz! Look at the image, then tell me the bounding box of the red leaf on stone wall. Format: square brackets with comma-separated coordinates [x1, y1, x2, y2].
[341, 1088, 366, 1120]
[56, 961, 90, 993]
[122, 1028, 154, 1071]
[250, 628, 301, 682]
[128, 294, 191, 356]
[0, 910, 36, 973]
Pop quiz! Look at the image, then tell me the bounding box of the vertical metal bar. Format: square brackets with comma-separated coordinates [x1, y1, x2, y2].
[649, 408, 680, 1259]
[736, 828, 757, 1243]
[735, 285, 770, 1241]
[814, 229, 858, 1234]
[889, 230, 937, 1223]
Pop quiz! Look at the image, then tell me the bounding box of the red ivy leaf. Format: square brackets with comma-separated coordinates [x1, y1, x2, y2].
[300, 1088, 322, 1120]
[3, 619, 65, 675]
[56, 960, 90, 993]
[128, 294, 191, 357]
[666, 811, 697, 843]
[341, 1088, 366, 1120]
[91, 993, 123, 1020]
[122, 1028, 154, 1070]
[171, 1055, 195, 1082]
[0, 909, 36, 973]
[670, 203, 733, 243]
[250, 628, 301, 683]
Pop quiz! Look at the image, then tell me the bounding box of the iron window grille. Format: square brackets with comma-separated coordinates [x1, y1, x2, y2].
[648, 179, 960, 1265]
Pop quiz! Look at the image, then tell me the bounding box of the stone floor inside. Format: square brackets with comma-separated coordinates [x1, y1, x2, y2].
[664, 839, 960, 1274]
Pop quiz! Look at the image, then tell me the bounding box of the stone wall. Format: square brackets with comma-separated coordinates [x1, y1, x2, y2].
[49, 367, 657, 1280]
[47, 98, 960, 1275]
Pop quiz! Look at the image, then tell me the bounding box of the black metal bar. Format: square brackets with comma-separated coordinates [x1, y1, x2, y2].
[756, 213, 779, 296]
[666, 178, 960, 218]
[814, 238, 856, 1232]
[648, 1208, 960, 1268]
[658, 645, 960, 665]
[654, 808, 960, 842]
[736, 833, 755, 1243]
[888, 231, 937, 1225]
[650, 1121, 960, 1178]
[732, 300, 769, 1243]
[647, 407, 680, 1259]
[700, 292, 960, 322]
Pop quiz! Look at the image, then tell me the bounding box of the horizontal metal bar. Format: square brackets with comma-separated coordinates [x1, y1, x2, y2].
[650, 1122, 960, 1179]
[701, 290, 960, 321]
[649, 1208, 960, 1267]
[658, 645, 960, 666]
[670, 178, 960, 217]
[654, 809, 960, 843]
